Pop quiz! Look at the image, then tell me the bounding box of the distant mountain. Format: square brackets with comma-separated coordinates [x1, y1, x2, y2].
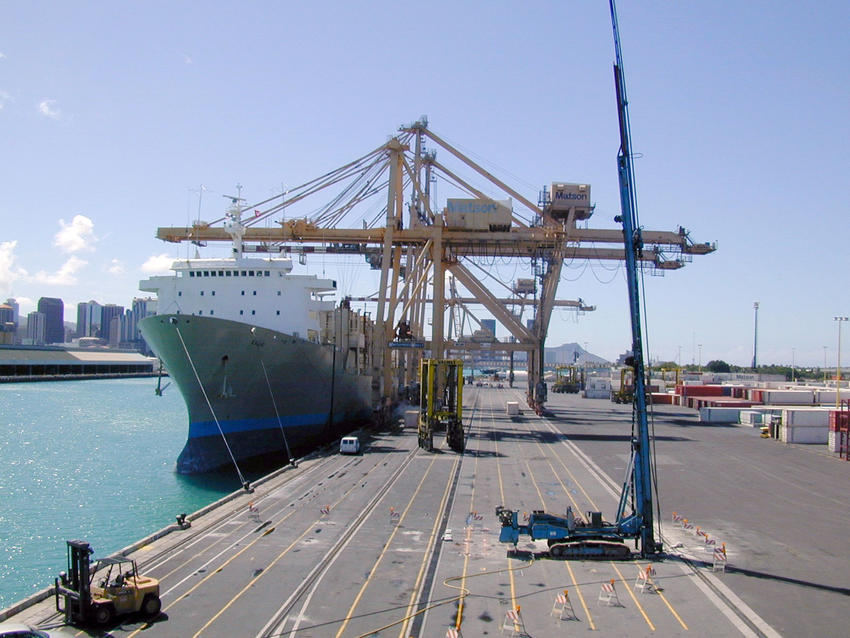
[546, 342, 609, 366]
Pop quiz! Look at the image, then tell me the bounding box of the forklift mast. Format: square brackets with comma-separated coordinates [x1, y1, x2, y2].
[62, 539, 94, 624]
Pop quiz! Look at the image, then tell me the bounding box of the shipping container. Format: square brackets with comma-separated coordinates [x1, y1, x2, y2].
[698, 407, 742, 423]
[780, 425, 828, 444]
[739, 410, 764, 426]
[781, 407, 831, 427]
[762, 389, 815, 405]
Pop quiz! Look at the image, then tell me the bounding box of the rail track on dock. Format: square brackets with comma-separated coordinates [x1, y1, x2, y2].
[256, 393, 482, 638]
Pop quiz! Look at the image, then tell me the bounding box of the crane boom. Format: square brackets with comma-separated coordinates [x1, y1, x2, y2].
[610, 0, 659, 556]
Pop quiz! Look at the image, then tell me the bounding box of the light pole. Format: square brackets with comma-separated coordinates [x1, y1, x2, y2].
[752, 302, 759, 370]
[698, 344, 703, 372]
[836, 317, 848, 408]
[792, 347, 796, 382]
[824, 345, 828, 383]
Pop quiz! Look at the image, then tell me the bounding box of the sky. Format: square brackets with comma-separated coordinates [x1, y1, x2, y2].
[1, 1, 848, 367]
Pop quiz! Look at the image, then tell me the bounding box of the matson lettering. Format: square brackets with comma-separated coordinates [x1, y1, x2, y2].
[447, 201, 500, 214]
[554, 191, 588, 201]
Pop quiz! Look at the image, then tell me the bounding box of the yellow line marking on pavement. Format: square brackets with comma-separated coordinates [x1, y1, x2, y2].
[534, 441, 586, 519]
[546, 437, 600, 510]
[611, 561, 655, 631]
[490, 403, 521, 632]
[335, 455, 439, 638]
[564, 560, 595, 631]
[394, 455, 461, 638]
[125, 453, 397, 638]
[452, 443, 479, 633]
[636, 561, 689, 630]
[525, 458, 547, 509]
[192, 510, 323, 638]
[153, 458, 382, 584]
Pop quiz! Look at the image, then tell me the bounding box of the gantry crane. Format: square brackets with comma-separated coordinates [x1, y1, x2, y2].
[152, 121, 713, 420]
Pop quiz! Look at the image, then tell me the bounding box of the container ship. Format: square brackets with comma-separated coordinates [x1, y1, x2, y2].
[139, 203, 376, 474]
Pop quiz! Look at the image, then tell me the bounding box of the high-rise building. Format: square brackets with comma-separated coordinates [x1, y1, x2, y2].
[0, 304, 14, 325]
[0, 304, 14, 345]
[481, 319, 496, 338]
[76, 300, 102, 338]
[100, 304, 124, 343]
[4, 298, 19, 327]
[131, 297, 156, 354]
[109, 315, 123, 347]
[37, 297, 65, 344]
[27, 311, 46, 345]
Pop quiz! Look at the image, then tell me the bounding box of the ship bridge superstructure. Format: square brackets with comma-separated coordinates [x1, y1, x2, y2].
[140, 256, 336, 341]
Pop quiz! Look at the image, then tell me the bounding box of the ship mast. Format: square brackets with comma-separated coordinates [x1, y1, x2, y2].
[223, 183, 247, 260]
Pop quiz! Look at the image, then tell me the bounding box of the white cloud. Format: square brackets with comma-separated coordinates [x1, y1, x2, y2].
[0, 240, 29, 295]
[14, 296, 35, 315]
[54, 215, 96, 253]
[182, 53, 193, 65]
[0, 91, 11, 110]
[38, 99, 61, 119]
[33, 255, 87, 286]
[0, 52, 6, 60]
[141, 254, 175, 274]
[107, 259, 125, 275]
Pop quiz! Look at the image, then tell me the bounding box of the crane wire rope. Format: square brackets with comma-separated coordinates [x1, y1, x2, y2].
[638, 257, 664, 540]
[206, 145, 390, 228]
[259, 357, 294, 465]
[434, 130, 540, 193]
[310, 158, 390, 227]
[253, 144, 394, 226]
[172, 322, 249, 490]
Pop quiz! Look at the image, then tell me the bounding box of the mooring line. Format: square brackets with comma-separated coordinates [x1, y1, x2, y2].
[260, 358, 294, 464]
[172, 321, 248, 490]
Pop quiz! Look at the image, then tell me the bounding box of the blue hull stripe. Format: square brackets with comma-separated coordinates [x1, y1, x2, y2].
[189, 413, 329, 439]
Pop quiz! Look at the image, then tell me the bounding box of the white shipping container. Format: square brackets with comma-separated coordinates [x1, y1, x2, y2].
[828, 430, 838, 452]
[781, 408, 831, 427]
[781, 425, 829, 444]
[699, 407, 742, 423]
[739, 410, 764, 426]
[814, 390, 838, 404]
[762, 390, 815, 405]
[583, 377, 611, 399]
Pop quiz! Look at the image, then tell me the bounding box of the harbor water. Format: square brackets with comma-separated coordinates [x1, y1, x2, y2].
[0, 377, 240, 609]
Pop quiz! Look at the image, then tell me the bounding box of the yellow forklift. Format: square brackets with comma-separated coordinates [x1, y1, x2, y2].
[418, 359, 464, 452]
[55, 540, 161, 626]
[552, 365, 583, 393]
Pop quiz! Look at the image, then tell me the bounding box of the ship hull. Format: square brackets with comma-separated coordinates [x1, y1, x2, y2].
[140, 314, 373, 473]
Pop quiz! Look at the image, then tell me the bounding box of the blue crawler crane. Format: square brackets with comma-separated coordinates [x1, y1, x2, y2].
[497, 0, 661, 559]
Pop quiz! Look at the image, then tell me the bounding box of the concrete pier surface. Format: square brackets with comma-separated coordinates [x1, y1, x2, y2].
[5, 386, 848, 637]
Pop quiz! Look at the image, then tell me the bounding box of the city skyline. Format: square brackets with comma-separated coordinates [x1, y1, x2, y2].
[2, 293, 153, 349]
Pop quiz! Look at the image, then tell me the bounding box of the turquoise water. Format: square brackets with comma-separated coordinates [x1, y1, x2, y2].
[0, 378, 240, 609]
